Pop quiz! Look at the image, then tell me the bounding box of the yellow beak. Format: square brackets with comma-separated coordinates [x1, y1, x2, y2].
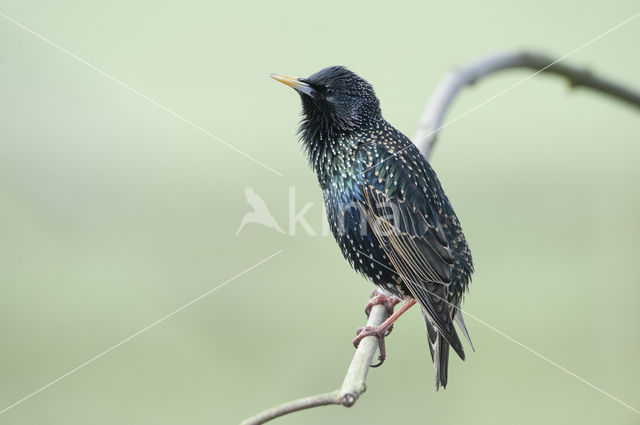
[270, 73, 316, 97]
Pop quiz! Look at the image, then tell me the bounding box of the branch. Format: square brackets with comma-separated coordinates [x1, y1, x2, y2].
[242, 49, 640, 425]
[240, 292, 390, 425]
[414, 50, 640, 159]
[240, 392, 338, 425]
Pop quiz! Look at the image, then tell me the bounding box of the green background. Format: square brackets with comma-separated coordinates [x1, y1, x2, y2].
[1, 1, 639, 424]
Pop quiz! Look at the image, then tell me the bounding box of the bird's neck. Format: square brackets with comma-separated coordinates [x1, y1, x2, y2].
[299, 119, 383, 188]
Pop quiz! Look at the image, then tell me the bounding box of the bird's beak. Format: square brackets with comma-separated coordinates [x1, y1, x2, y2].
[270, 73, 316, 97]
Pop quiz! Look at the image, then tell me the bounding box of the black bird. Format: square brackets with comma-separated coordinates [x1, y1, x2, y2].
[271, 66, 474, 389]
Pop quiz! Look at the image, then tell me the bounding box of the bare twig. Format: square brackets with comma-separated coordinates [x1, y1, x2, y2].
[240, 292, 390, 425]
[242, 49, 640, 425]
[414, 50, 640, 158]
[240, 392, 339, 425]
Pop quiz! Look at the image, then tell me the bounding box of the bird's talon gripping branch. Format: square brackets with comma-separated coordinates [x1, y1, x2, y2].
[353, 323, 394, 367]
[364, 291, 401, 317]
[352, 291, 401, 367]
[353, 296, 418, 367]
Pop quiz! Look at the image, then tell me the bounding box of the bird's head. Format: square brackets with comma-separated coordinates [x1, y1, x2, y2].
[271, 66, 382, 142]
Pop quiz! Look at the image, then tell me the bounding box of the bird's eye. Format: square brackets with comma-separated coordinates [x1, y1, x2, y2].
[326, 87, 336, 96]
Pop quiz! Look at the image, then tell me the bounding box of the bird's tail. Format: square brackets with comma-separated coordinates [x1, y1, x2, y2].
[424, 313, 450, 390]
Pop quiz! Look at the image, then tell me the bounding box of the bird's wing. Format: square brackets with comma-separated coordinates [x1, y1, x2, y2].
[361, 186, 464, 359]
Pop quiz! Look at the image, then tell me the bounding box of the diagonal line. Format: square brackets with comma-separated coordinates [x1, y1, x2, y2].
[0, 11, 283, 177]
[460, 309, 640, 415]
[358, 249, 640, 415]
[361, 10, 640, 176]
[0, 249, 283, 416]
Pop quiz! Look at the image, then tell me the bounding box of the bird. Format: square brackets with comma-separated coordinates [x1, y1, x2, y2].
[271, 66, 474, 389]
[236, 187, 285, 235]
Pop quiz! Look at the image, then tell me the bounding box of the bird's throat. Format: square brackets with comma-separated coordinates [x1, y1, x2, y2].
[299, 126, 357, 186]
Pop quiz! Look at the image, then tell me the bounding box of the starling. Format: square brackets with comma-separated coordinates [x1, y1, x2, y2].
[271, 66, 474, 389]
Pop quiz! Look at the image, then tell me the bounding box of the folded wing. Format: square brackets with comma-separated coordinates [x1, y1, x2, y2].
[361, 186, 465, 359]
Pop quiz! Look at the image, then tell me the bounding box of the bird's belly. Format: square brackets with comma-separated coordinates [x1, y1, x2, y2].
[325, 195, 409, 298]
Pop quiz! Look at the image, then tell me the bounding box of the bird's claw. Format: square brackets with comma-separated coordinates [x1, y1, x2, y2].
[365, 291, 401, 317]
[352, 290, 401, 367]
[353, 324, 394, 367]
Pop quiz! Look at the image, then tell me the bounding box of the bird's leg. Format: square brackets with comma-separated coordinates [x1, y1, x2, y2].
[353, 294, 417, 367]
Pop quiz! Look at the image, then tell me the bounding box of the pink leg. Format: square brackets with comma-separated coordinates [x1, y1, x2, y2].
[353, 296, 417, 367]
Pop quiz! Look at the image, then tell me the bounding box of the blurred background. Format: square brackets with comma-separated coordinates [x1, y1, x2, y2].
[1, 1, 639, 424]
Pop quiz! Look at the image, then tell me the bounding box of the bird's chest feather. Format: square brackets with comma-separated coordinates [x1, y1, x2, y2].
[322, 172, 407, 295]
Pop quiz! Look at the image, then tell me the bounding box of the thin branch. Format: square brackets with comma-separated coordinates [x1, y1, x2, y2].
[336, 293, 390, 406]
[240, 392, 339, 425]
[414, 50, 640, 159]
[241, 49, 640, 425]
[240, 292, 390, 425]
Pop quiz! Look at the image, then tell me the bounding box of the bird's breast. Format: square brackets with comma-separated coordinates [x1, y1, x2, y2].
[322, 184, 407, 296]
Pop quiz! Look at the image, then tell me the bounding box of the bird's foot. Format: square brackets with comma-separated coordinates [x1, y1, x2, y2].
[364, 290, 401, 317]
[353, 323, 394, 367]
[354, 291, 400, 367]
[353, 292, 415, 368]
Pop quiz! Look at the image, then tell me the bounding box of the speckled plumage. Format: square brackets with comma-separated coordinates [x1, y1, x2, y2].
[278, 66, 473, 389]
